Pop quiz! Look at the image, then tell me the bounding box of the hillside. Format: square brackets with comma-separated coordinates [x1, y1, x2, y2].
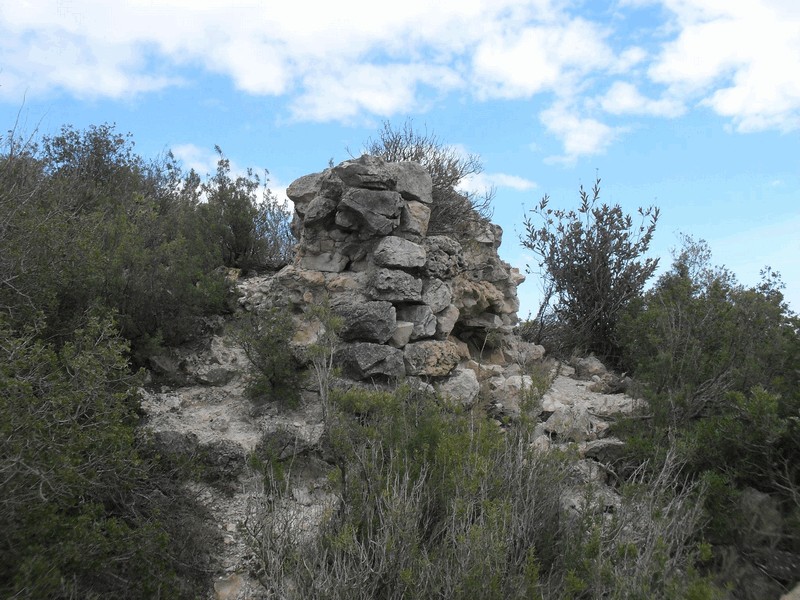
[1, 129, 798, 599]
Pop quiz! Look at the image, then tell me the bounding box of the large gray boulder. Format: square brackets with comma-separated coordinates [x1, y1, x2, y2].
[386, 161, 433, 204]
[335, 189, 403, 236]
[335, 343, 406, 380]
[368, 268, 423, 303]
[334, 300, 396, 344]
[373, 237, 426, 269]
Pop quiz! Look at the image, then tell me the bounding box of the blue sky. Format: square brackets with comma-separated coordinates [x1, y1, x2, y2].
[2, 0, 798, 316]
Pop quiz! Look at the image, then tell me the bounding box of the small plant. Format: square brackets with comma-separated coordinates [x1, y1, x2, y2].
[236, 308, 300, 407]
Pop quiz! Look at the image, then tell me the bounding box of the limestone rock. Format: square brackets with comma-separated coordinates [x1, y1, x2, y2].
[400, 201, 431, 237]
[422, 278, 452, 314]
[436, 365, 480, 405]
[396, 305, 436, 340]
[286, 171, 325, 209]
[334, 155, 396, 190]
[335, 343, 406, 380]
[373, 236, 426, 269]
[299, 250, 349, 273]
[334, 300, 396, 344]
[389, 321, 414, 348]
[336, 189, 402, 236]
[435, 304, 460, 339]
[404, 340, 460, 377]
[575, 356, 607, 380]
[422, 236, 463, 279]
[368, 268, 422, 303]
[386, 161, 433, 204]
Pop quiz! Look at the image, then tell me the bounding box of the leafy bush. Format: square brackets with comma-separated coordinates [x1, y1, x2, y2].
[0, 124, 229, 357]
[618, 236, 797, 421]
[236, 307, 300, 407]
[521, 178, 659, 364]
[199, 147, 295, 271]
[0, 313, 215, 598]
[362, 119, 494, 235]
[612, 236, 800, 595]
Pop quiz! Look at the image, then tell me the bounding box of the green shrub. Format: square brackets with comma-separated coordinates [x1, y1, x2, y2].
[0, 312, 215, 598]
[236, 308, 300, 407]
[247, 384, 717, 599]
[199, 147, 295, 271]
[521, 178, 659, 364]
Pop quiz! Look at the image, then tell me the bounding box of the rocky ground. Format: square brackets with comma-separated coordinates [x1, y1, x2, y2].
[140, 297, 647, 599]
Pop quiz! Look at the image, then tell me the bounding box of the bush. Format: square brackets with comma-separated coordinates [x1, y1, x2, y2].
[235, 308, 300, 407]
[246, 385, 716, 599]
[0, 123, 229, 357]
[362, 119, 494, 235]
[199, 147, 295, 271]
[521, 178, 659, 364]
[0, 312, 215, 598]
[618, 236, 797, 422]
[612, 236, 800, 595]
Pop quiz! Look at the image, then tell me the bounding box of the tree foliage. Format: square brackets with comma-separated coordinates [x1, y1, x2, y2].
[199, 147, 294, 271]
[362, 119, 494, 234]
[521, 178, 659, 363]
[0, 124, 293, 358]
[0, 313, 214, 598]
[613, 236, 800, 594]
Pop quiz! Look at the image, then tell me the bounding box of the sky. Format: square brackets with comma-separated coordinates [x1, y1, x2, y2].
[1, 0, 798, 317]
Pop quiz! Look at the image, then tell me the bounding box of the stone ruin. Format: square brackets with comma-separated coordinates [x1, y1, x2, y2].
[241, 155, 544, 410]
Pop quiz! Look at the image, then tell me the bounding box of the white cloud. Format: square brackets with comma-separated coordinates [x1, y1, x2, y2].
[2, 0, 799, 158]
[540, 102, 623, 163]
[471, 18, 615, 99]
[649, 0, 800, 131]
[171, 143, 222, 177]
[459, 171, 538, 195]
[599, 81, 685, 117]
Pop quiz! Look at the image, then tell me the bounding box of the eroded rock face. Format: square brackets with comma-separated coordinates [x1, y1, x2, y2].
[243, 155, 528, 387]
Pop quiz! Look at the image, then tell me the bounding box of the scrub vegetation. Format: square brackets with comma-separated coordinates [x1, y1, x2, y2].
[1, 121, 797, 598]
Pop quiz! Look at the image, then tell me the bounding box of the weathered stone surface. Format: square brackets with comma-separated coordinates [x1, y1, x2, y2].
[400, 201, 431, 237]
[373, 237, 426, 269]
[435, 304, 460, 339]
[335, 343, 405, 380]
[436, 365, 479, 405]
[462, 312, 504, 330]
[404, 340, 460, 377]
[368, 268, 422, 302]
[303, 194, 338, 226]
[502, 339, 545, 366]
[334, 155, 397, 190]
[334, 300, 396, 344]
[575, 356, 607, 380]
[335, 188, 403, 236]
[386, 161, 433, 204]
[422, 278, 452, 314]
[286, 171, 324, 208]
[396, 305, 436, 340]
[389, 321, 414, 348]
[453, 278, 505, 317]
[299, 251, 349, 273]
[423, 236, 463, 279]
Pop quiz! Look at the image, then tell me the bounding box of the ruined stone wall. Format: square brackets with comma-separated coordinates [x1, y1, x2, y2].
[241, 155, 542, 404]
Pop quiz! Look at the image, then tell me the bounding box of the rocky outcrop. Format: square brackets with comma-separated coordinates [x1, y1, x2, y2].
[241, 155, 538, 400]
